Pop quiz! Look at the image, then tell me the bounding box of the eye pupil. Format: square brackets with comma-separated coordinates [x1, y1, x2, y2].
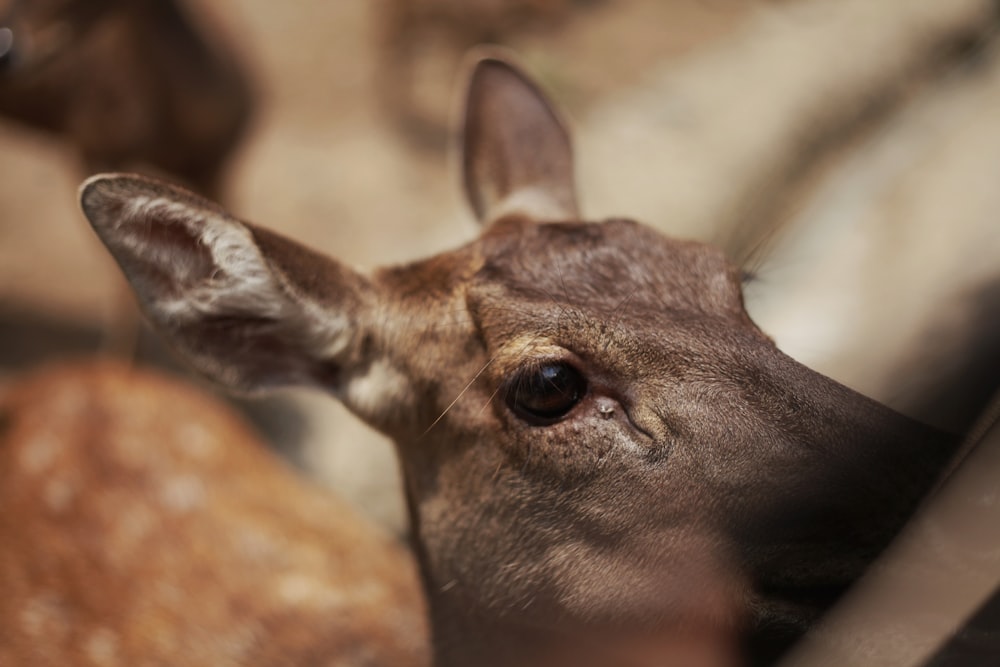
[506, 362, 586, 423]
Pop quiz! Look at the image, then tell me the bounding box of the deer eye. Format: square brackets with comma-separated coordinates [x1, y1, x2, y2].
[505, 362, 587, 424]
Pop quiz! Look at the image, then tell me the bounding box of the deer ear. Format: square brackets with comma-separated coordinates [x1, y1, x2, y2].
[461, 52, 579, 224]
[79, 174, 374, 394]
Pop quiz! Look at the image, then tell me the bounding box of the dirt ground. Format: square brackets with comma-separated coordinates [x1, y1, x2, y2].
[0, 0, 775, 530]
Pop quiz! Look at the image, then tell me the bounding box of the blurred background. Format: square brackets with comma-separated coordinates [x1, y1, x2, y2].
[1, 0, 998, 534]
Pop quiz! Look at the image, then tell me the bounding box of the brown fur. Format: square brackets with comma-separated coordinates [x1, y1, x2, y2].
[78, 54, 957, 666]
[0, 361, 429, 666]
[0, 0, 253, 198]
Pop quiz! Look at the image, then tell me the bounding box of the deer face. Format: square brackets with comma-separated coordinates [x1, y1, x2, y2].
[79, 53, 955, 665]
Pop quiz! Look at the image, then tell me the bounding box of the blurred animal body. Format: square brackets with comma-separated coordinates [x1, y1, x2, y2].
[0, 0, 253, 198]
[77, 53, 960, 666]
[0, 361, 429, 666]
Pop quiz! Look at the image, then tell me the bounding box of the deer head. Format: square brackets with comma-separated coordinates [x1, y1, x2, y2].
[79, 53, 956, 666]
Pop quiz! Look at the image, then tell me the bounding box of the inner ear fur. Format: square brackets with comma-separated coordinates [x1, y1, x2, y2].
[80, 173, 375, 393]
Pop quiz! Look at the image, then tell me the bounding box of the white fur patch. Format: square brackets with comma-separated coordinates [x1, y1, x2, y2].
[342, 358, 411, 423]
[20, 434, 60, 475]
[19, 594, 69, 640]
[43, 478, 75, 514]
[159, 474, 206, 514]
[84, 628, 120, 666]
[490, 187, 572, 222]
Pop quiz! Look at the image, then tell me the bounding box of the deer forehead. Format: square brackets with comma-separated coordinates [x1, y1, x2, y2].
[385, 217, 742, 321]
[468, 218, 745, 319]
[468, 219, 746, 365]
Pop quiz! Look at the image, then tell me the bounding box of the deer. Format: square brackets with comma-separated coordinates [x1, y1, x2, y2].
[77, 52, 960, 666]
[0, 0, 253, 199]
[0, 360, 429, 666]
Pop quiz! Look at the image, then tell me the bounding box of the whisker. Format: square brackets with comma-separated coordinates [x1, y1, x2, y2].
[491, 458, 505, 482]
[479, 381, 504, 416]
[419, 356, 496, 439]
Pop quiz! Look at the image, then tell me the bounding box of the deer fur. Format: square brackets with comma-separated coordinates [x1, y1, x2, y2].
[0, 0, 253, 198]
[0, 361, 429, 666]
[78, 53, 957, 665]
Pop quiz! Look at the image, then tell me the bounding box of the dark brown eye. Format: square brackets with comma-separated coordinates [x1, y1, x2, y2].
[505, 362, 587, 424]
